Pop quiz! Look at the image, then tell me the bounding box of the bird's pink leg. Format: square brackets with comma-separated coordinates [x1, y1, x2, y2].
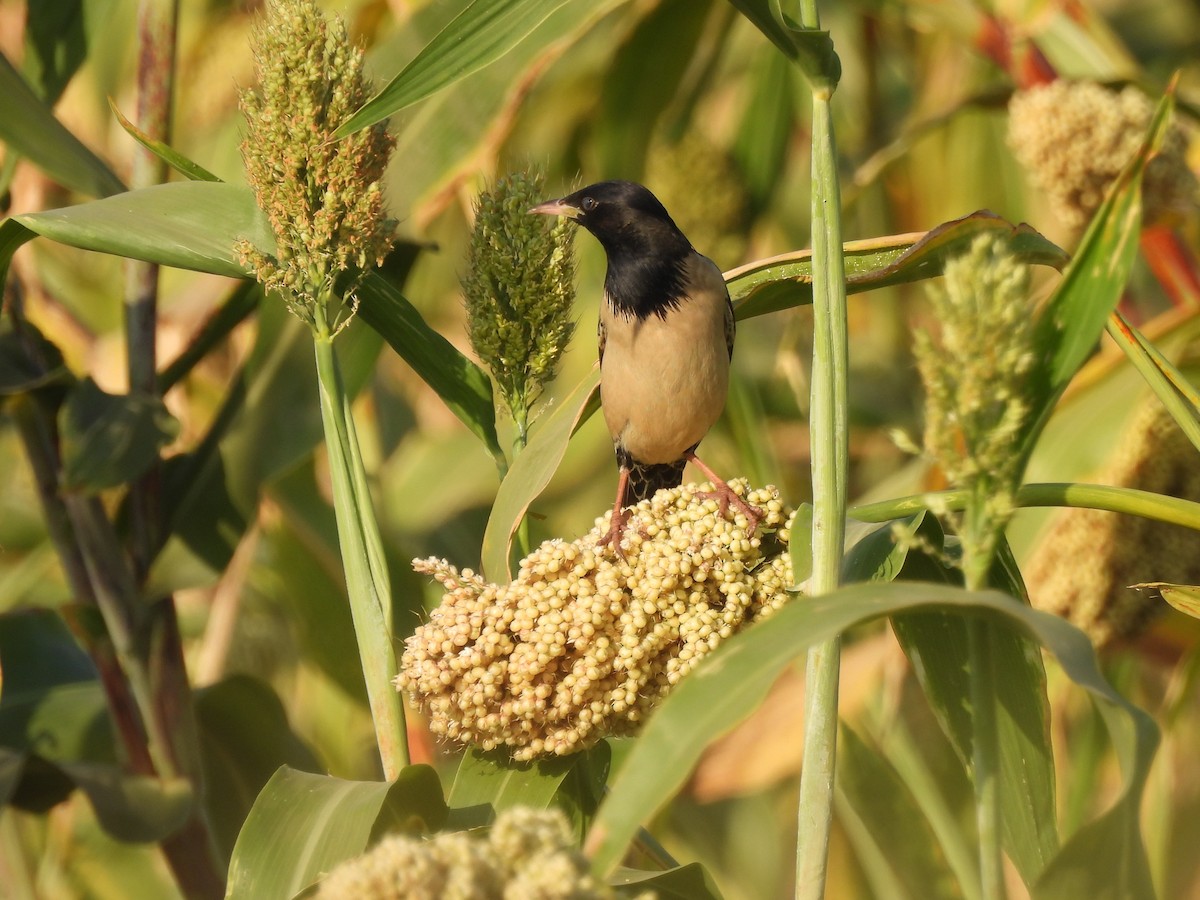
[598, 465, 632, 559]
[686, 451, 763, 533]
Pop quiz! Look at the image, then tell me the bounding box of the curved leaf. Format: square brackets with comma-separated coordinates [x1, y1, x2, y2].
[109, 98, 220, 183]
[337, 0, 574, 136]
[0, 52, 124, 198]
[727, 211, 1068, 320]
[60, 378, 179, 493]
[480, 367, 600, 583]
[586, 581, 1156, 900]
[357, 271, 501, 466]
[226, 765, 447, 900]
[3, 182, 273, 280]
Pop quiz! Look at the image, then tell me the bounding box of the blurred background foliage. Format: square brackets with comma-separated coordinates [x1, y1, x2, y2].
[2, 0, 1200, 897]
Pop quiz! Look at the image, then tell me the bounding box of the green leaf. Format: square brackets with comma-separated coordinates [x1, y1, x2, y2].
[337, 0, 574, 136]
[1022, 90, 1174, 459]
[0, 610, 195, 843]
[836, 724, 959, 900]
[226, 765, 447, 900]
[59, 378, 179, 492]
[357, 271, 502, 466]
[611, 862, 724, 899]
[733, 49, 798, 213]
[586, 581, 1156, 900]
[448, 747, 578, 825]
[842, 513, 1059, 884]
[594, 0, 714, 179]
[23, 0, 92, 103]
[1, 182, 273, 281]
[0, 52, 124, 198]
[194, 675, 322, 864]
[725, 0, 840, 88]
[109, 98, 220, 182]
[0, 319, 70, 395]
[480, 367, 600, 583]
[727, 211, 1068, 320]
[1104, 309, 1200, 453]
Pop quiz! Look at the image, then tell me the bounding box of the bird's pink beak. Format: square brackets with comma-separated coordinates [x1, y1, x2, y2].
[528, 199, 581, 218]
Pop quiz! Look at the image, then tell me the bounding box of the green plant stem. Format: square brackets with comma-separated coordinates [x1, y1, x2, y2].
[312, 305, 409, 779]
[512, 403, 531, 559]
[850, 482, 1200, 532]
[795, 11, 849, 899]
[125, 0, 177, 577]
[967, 614, 1004, 900]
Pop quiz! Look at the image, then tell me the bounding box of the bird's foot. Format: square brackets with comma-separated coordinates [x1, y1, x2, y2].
[696, 482, 763, 534]
[598, 507, 631, 561]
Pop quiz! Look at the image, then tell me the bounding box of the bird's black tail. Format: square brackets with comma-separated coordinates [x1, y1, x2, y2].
[626, 459, 687, 505]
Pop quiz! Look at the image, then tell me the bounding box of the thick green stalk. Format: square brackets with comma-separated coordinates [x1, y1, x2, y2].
[312, 306, 408, 779]
[795, 15, 849, 900]
[961, 484, 1006, 900]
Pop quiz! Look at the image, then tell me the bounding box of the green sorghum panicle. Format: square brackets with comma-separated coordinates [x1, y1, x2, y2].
[399, 481, 794, 761]
[913, 235, 1036, 578]
[238, 0, 395, 335]
[462, 171, 576, 431]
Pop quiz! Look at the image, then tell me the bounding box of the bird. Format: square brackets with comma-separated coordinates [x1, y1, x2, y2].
[529, 180, 761, 557]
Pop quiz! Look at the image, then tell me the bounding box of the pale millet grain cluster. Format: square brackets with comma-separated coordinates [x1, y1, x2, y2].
[398, 482, 795, 760]
[1027, 402, 1200, 647]
[1008, 80, 1195, 229]
[315, 807, 631, 900]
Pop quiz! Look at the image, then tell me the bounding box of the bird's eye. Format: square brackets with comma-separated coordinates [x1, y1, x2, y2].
[581, 196, 598, 212]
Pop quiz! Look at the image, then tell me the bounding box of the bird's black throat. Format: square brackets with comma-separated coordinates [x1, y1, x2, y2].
[603, 247, 692, 321]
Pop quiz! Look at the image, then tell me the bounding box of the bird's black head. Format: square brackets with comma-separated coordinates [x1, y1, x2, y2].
[529, 180, 691, 259]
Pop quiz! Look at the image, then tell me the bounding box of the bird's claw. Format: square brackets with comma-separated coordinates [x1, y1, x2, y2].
[697, 484, 763, 534]
[598, 510, 630, 561]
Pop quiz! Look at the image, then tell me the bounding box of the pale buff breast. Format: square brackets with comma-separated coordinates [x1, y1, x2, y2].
[600, 282, 730, 465]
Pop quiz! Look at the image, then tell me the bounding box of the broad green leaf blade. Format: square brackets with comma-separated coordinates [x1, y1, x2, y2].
[1105, 309, 1200, 453]
[109, 98, 220, 182]
[586, 581, 1157, 900]
[448, 747, 577, 820]
[59, 378, 179, 492]
[836, 725, 959, 900]
[3, 182, 273, 280]
[226, 765, 447, 900]
[337, 0, 573, 136]
[1022, 91, 1174, 458]
[726, 212, 1068, 320]
[194, 675, 322, 863]
[0, 52, 124, 198]
[357, 271, 502, 466]
[480, 367, 600, 583]
[843, 514, 1060, 883]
